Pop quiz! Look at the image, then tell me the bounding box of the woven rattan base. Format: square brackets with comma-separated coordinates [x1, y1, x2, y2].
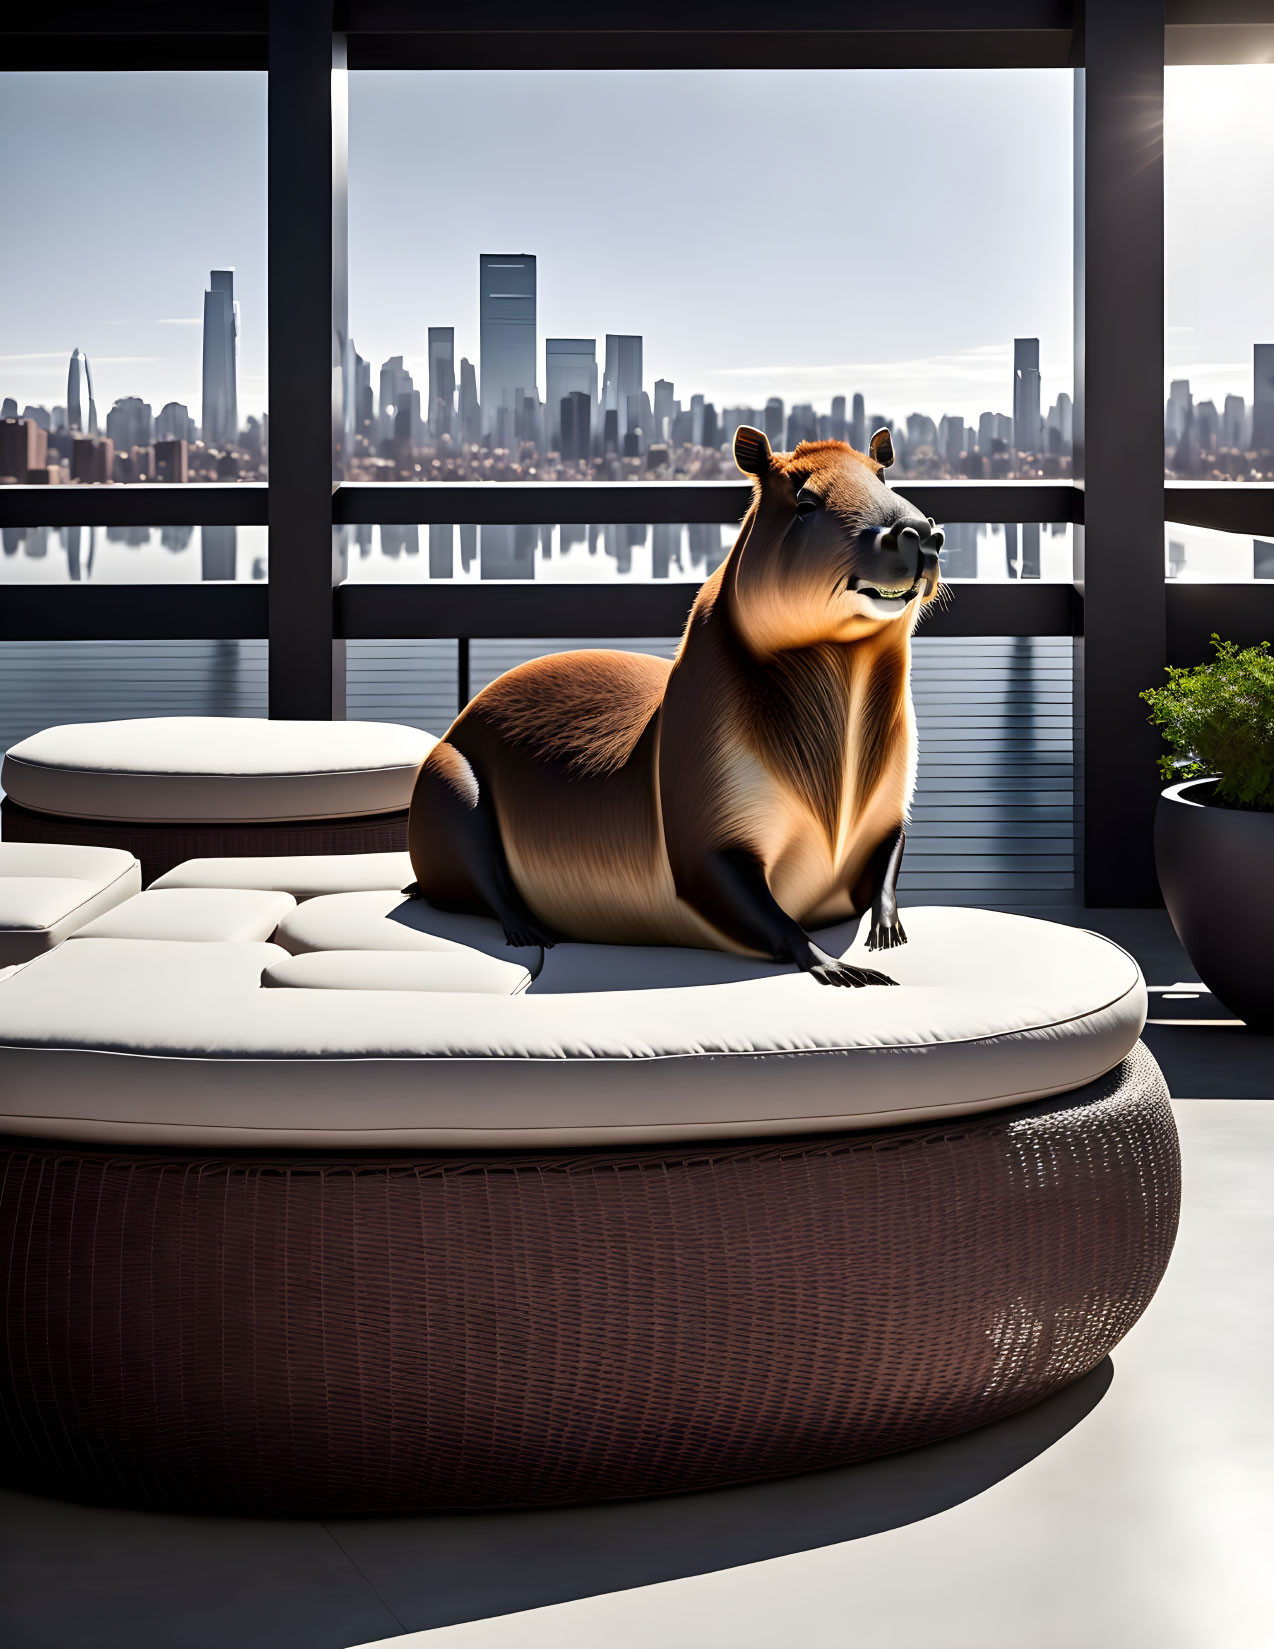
[0, 795, 408, 885]
[0, 1043, 1179, 1516]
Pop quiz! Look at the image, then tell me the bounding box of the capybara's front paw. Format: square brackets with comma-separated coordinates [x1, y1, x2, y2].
[805, 945, 897, 988]
[866, 913, 908, 951]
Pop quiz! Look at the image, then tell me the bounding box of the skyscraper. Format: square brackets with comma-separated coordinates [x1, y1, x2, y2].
[427, 327, 456, 440]
[603, 335, 643, 442]
[850, 393, 866, 453]
[458, 358, 480, 446]
[1222, 393, 1247, 450]
[1165, 379, 1193, 445]
[105, 397, 153, 452]
[830, 395, 847, 442]
[66, 348, 97, 436]
[545, 339, 596, 450]
[1012, 338, 1041, 456]
[560, 390, 591, 462]
[378, 357, 414, 445]
[1253, 344, 1274, 455]
[479, 254, 536, 441]
[156, 402, 197, 443]
[201, 270, 239, 447]
[653, 379, 676, 443]
[0, 418, 48, 481]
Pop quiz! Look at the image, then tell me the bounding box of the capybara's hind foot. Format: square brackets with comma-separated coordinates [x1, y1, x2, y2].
[502, 920, 556, 950]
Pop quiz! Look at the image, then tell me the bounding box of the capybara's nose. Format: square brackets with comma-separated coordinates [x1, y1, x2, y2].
[863, 522, 924, 587]
[895, 524, 922, 569]
[859, 520, 944, 597]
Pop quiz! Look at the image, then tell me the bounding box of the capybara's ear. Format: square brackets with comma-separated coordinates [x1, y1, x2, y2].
[869, 427, 895, 469]
[734, 425, 772, 477]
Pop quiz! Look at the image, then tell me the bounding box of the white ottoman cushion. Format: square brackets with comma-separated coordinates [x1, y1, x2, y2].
[72, 887, 297, 944]
[0, 843, 141, 966]
[262, 949, 532, 996]
[2, 718, 436, 824]
[0, 910, 1146, 1149]
[152, 851, 414, 900]
[274, 889, 542, 974]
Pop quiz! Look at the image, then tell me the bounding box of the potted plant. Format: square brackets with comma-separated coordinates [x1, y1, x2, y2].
[1144, 635, 1274, 1030]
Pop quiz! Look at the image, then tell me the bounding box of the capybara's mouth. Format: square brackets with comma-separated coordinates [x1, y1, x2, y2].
[862, 580, 920, 601]
[849, 577, 924, 604]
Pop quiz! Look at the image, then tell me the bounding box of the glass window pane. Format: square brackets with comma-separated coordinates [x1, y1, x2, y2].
[338, 522, 1074, 583]
[1165, 66, 1274, 481]
[1, 525, 268, 583]
[1165, 524, 1274, 582]
[348, 69, 1073, 484]
[0, 72, 267, 484]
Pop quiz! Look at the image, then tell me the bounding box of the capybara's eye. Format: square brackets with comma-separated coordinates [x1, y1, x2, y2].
[795, 491, 821, 518]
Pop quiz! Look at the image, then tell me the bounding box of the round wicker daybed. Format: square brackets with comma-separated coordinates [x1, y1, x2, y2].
[0, 855, 1180, 1516]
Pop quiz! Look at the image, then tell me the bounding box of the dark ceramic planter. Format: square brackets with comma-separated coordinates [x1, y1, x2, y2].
[1154, 777, 1274, 1031]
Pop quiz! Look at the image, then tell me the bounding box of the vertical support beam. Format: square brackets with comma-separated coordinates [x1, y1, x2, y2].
[457, 635, 470, 715]
[1074, 0, 1165, 905]
[268, 1, 347, 717]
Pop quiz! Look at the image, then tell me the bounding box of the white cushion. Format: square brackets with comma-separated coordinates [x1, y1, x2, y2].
[72, 887, 296, 944]
[2, 718, 435, 823]
[152, 851, 414, 899]
[529, 924, 861, 994]
[274, 889, 542, 974]
[0, 910, 1146, 1149]
[0, 842, 141, 966]
[262, 949, 532, 996]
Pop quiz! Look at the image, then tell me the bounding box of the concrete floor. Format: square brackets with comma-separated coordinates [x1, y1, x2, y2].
[2, 909, 1272, 1649]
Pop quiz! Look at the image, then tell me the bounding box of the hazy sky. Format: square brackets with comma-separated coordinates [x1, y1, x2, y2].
[0, 66, 1269, 427]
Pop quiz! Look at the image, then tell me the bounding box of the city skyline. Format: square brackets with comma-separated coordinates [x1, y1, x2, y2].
[2, 246, 1269, 486]
[3, 66, 1271, 425]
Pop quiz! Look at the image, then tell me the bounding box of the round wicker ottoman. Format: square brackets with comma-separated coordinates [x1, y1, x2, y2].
[0, 1044, 1178, 1516]
[1, 718, 435, 884]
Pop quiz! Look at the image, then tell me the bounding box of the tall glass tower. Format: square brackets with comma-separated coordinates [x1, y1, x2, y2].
[1012, 337, 1041, 457]
[66, 348, 97, 436]
[603, 335, 643, 442]
[427, 327, 456, 440]
[201, 269, 239, 447]
[545, 339, 596, 450]
[1253, 343, 1274, 456]
[479, 254, 536, 442]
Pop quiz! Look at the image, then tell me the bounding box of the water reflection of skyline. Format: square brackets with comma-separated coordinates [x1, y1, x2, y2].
[1, 525, 269, 584]
[3, 521, 1269, 584]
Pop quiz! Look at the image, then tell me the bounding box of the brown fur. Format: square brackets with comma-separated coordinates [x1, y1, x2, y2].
[408, 435, 940, 955]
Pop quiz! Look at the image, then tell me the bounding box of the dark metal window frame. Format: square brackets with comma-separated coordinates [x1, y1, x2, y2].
[3, 1, 1273, 904]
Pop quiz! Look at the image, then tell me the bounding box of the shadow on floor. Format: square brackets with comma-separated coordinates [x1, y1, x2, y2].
[1, 1362, 1111, 1649]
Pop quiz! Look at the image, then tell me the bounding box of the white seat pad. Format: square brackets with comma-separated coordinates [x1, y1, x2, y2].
[152, 851, 414, 900]
[2, 718, 436, 823]
[274, 889, 542, 974]
[0, 910, 1146, 1149]
[0, 842, 141, 966]
[263, 949, 532, 996]
[72, 887, 296, 944]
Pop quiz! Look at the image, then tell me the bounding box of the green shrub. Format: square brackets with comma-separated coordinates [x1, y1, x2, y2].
[1142, 635, 1274, 811]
